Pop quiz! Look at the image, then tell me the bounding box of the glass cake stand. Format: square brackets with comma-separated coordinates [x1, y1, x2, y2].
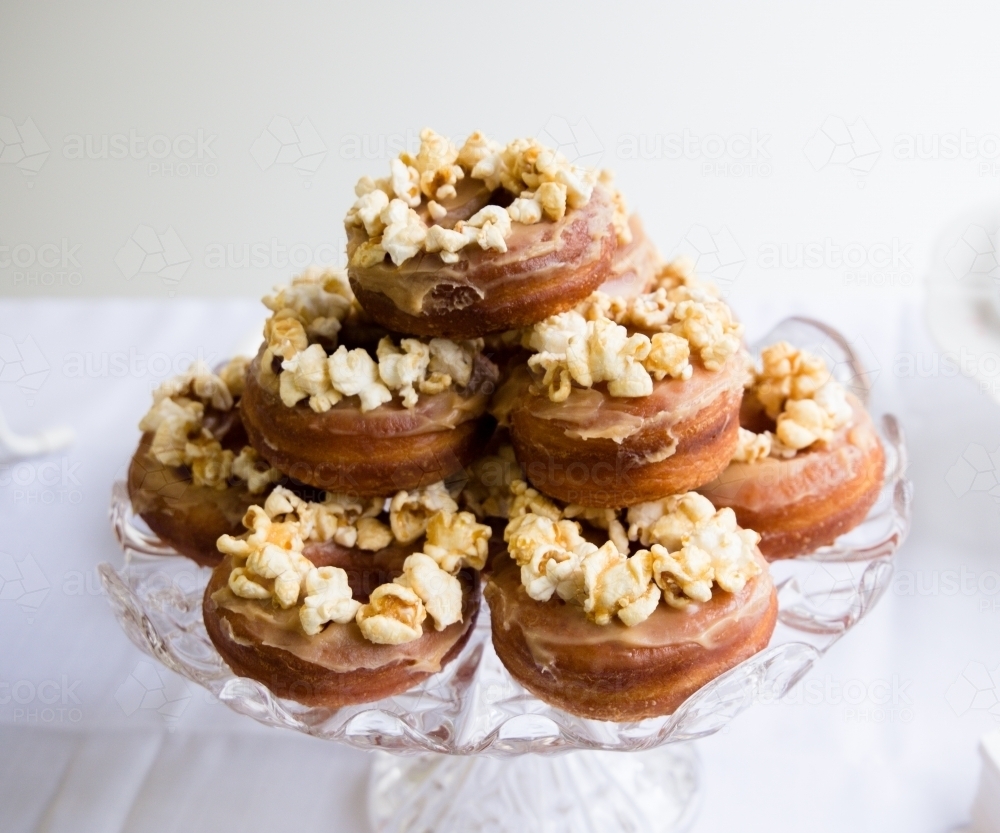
[100, 319, 911, 832]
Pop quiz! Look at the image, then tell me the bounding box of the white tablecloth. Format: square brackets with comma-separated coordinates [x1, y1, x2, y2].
[2, 294, 998, 832]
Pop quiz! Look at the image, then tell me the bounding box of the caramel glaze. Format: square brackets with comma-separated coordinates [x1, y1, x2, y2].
[241, 345, 498, 496]
[484, 548, 776, 721]
[699, 394, 885, 559]
[347, 183, 619, 339]
[496, 352, 746, 508]
[204, 541, 480, 708]
[128, 408, 262, 567]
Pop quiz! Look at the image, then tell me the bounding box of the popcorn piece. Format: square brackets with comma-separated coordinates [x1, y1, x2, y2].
[299, 566, 361, 635]
[395, 553, 463, 630]
[732, 427, 772, 464]
[755, 341, 831, 419]
[776, 398, 833, 450]
[350, 239, 388, 268]
[581, 543, 658, 626]
[139, 396, 204, 467]
[149, 361, 234, 413]
[648, 505, 761, 609]
[739, 343, 854, 460]
[389, 158, 421, 207]
[508, 479, 562, 522]
[463, 205, 512, 253]
[670, 299, 743, 371]
[458, 131, 506, 191]
[428, 338, 480, 388]
[218, 356, 250, 399]
[266, 316, 309, 361]
[389, 483, 459, 544]
[355, 517, 393, 551]
[356, 583, 427, 645]
[423, 510, 491, 572]
[377, 337, 430, 408]
[427, 200, 447, 221]
[280, 343, 341, 412]
[507, 196, 543, 225]
[219, 504, 312, 609]
[626, 492, 716, 549]
[185, 434, 234, 490]
[231, 447, 283, 494]
[412, 128, 464, 200]
[328, 346, 393, 412]
[229, 567, 270, 600]
[535, 181, 567, 222]
[380, 199, 429, 266]
[646, 332, 692, 381]
[263, 267, 353, 342]
[624, 289, 675, 332]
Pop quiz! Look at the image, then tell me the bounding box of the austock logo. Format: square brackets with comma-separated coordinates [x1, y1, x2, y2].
[115, 661, 191, 725]
[669, 225, 745, 295]
[537, 116, 603, 167]
[251, 116, 327, 177]
[0, 552, 50, 624]
[947, 662, 1000, 720]
[0, 116, 49, 186]
[114, 225, 192, 295]
[0, 333, 50, 403]
[804, 116, 880, 185]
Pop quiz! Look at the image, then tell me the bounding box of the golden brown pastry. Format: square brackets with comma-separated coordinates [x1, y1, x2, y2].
[493, 260, 746, 507]
[483, 482, 776, 721]
[203, 484, 492, 707]
[238, 266, 498, 495]
[700, 342, 885, 559]
[128, 358, 282, 567]
[345, 129, 630, 338]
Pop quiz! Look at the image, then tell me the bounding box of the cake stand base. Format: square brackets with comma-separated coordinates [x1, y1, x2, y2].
[367, 745, 701, 833]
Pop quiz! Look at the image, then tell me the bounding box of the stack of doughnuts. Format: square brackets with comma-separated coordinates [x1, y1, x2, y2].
[125, 128, 884, 718]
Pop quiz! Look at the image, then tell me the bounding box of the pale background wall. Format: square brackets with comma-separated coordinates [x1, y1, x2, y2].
[3, 0, 999, 304]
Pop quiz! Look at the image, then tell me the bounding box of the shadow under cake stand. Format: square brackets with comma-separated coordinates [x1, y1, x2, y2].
[100, 318, 911, 832]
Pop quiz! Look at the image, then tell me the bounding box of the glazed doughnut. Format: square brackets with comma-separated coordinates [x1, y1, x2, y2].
[204, 547, 480, 708]
[493, 262, 746, 507]
[345, 129, 630, 339]
[483, 482, 776, 721]
[239, 266, 498, 496]
[700, 342, 885, 559]
[128, 358, 283, 567]
[203, 483, 491, 707]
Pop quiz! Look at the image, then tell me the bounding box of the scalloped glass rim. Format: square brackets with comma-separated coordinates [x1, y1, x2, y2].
[101, 319, 911, 756]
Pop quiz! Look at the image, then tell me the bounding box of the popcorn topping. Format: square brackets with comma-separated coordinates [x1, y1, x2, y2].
[137, 359, 280, 493]
[523, 262, 744, 401]
[346, 128, 623, 268]
[263, 268, 484, 412]
[356, 584, 426, 645]
[221, 484, 491, 645]
[733, 343, 855, 462]
[503, 481, 761, 625]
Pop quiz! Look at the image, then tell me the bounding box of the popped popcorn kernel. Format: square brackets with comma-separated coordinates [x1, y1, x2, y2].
[737, 343, 855, 461]
[356, 583, 427, 645]
[396, 552, 463, 631]
[389, 483, 459, 544]
[299, 566, 361, 635]
[731, 427, 772, 463]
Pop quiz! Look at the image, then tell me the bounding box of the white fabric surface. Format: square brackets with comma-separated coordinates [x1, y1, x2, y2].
[1, 294, 998, 832]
